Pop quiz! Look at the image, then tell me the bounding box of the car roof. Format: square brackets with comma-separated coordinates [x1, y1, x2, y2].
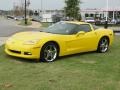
[63, 21, 90, 25]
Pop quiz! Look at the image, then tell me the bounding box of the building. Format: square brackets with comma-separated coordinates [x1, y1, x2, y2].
[32, 8, 120, 22]
[81, 8, 120, 20]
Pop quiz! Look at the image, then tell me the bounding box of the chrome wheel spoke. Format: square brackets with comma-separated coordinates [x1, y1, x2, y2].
[49, 45, 53, 51]
[100, 38, 108, 52]
[43, 44, 57, 62]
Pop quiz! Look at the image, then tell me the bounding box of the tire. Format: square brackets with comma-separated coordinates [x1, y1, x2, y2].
[97, 37, 109, 53]
[40, 42, 58, 62]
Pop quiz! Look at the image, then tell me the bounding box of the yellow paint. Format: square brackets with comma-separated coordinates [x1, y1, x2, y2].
[5, 21, 114, 60]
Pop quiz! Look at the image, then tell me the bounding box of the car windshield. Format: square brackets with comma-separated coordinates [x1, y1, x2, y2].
[42, 22, 79, 35]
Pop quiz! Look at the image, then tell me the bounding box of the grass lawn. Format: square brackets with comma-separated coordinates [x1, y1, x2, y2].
[18, 20, 32, 26]
[0, 36, 120, 90]
[41, 22, 52, 27]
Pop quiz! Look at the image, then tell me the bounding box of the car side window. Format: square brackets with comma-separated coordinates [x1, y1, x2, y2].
[72, 24, 92, 34]
[78, 24, 91, 32]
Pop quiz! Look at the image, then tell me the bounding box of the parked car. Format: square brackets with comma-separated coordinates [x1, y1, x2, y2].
[85, 17, 95, 23]
[7, 15, 14, 19]
[101, 19, 106, 24]
[52, 14, 62, 23]
[95, 18, 101, 25]
[31, 16, 42, 22]
[5, 21, 114, 62]
[14, 16, 24, 21]
[109, 19, 117, 24]
[116, 19, 120, 24]
[95, 18, 106, 25]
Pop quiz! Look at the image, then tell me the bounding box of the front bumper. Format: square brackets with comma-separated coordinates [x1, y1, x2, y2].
[5, 43, 41, 59]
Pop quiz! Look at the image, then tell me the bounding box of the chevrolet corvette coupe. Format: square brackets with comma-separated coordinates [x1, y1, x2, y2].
[5, 21, 114, 62]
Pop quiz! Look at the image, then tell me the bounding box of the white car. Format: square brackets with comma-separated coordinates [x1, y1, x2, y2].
[85, 17, 95, 23]
[110, 19, 117, 24]
[14, 16, 24, 21]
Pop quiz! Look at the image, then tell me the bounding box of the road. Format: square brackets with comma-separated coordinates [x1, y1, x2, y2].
[0, 18, 40, 37]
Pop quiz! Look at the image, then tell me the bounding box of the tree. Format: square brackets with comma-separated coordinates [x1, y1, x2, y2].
[64, 0, 81, 20]
[13, 0, 30, 16]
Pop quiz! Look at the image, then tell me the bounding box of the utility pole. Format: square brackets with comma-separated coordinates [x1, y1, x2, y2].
[25, 0, 27, 25]
[41, 0, 43, 16]
[105, 0, 108, 29]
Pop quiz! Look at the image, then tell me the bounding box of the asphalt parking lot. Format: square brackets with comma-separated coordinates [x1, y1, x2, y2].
[0, 18, 40, 46]
[0, 18, 40, 37]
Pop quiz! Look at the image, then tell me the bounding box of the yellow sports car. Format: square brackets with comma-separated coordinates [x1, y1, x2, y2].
[5, 21, 114, 62]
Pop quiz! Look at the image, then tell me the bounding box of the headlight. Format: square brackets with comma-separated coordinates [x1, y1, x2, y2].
[24, 39, 39, 45]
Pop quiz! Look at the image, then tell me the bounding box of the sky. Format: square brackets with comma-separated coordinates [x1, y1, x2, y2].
[0, 0, 120, 10]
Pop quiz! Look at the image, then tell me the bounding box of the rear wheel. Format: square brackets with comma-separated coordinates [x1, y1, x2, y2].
[97, 37, 109, 53]
[40, 42, 58, 62]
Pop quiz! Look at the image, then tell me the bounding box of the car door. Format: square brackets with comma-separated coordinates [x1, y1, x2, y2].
[65, 24, 98, 54]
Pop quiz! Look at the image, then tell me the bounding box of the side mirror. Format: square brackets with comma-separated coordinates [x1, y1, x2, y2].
[76, 31, 85, 37]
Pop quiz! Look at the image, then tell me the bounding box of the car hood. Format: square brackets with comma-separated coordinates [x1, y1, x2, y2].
[8, 31, 56, 43]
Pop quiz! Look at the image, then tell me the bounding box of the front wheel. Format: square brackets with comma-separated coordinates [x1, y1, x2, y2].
[97, 37, 109, 53]
[40, 42, 58, 62]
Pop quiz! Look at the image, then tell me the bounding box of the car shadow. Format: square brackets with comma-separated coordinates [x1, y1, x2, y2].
[5, 54, 38, 63]
[5, 51, 98, 63]
[58, 51, 97, 61]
